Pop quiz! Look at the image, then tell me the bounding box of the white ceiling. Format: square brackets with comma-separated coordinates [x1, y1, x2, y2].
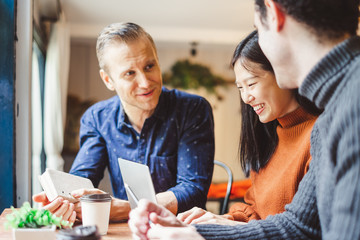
[55, 0, 255, 45]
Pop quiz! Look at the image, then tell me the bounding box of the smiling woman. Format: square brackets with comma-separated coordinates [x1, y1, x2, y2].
[174, 31, 321, 225]
[228, 31, 321, 222]
[235, 59, 299, 124]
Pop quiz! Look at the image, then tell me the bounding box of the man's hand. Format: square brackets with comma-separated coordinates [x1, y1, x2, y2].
[32, 192, 76, 224]
[71, 188, 131, 222]
[147, 225, 205, 240]
[129, 199, 188, 240]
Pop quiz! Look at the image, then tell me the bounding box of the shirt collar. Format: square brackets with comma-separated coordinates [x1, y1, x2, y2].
[151, 87, 167, 121]
[117, 87, 167, 128]
[117, 98, 130, 129]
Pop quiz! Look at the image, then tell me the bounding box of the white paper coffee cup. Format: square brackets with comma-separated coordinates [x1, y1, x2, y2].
[80, 193, 111, 235]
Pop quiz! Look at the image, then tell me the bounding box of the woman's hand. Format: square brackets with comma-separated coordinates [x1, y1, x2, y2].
[177, 207, 208, 224]
[177, 206, 247, 225]
[32, 192, 76, 225]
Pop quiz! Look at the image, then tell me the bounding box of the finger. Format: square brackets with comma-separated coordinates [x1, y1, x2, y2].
[190, 212, 214, 224]
[32, 192, 50, 206]
[61, 210, 76, 229]
[191, 217, 212, 224]
[148, 226, 204, 240]
[129, 222, 148, 239]
[74, 201, 82, 220]
[42, 197, 64, 212]
[147, 226, 183, 240]
[71, 188, 105, 198]
[150, 213, 169, 226]
[136, 200, 183, 227]
[128, 220, 143, 237]
[62, 202, 75, 221]
[150, 212, 184, 227]
[147, 225, 164, 239]
[138, 199, 165, 217]
[177, 209, 194, 221]
[177, 207, 202, 220]
[132, 233, 146, 240]
[191, 218, 209, 224]
[76, 211, 82, 221]
[53, 200, 70, 218]
[73, 201, 81, 212]
[68, 211, 77, 224]
[129, 208, 151, 235]
[183, 208, 207, 224]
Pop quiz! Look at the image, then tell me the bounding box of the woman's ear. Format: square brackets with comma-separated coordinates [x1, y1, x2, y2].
[100, 69, 115, 91]
[264, 0, 286, 32]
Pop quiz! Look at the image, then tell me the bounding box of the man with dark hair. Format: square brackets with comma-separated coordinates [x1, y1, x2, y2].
[129, 1, 360, 239]
[33, 22, 215, 223]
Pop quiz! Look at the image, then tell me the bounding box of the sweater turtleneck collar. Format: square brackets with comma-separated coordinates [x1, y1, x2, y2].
[277, 107, 315, 128]
[299, 36, 360, 110]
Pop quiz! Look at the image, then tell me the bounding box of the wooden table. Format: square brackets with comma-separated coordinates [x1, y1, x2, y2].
[0, 208, 133, 239]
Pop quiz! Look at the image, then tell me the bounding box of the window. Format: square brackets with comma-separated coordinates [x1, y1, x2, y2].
[31, 39, 46, 197]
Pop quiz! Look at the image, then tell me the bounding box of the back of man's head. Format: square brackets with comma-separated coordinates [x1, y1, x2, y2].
[96, 22, 157, 72]
[255, 0, 359, 40]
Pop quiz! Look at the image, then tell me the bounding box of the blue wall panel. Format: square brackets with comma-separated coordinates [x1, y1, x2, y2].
[0, 0, 15, 211]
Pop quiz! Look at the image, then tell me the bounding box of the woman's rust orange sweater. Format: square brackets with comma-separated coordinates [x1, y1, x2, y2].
[227, 107, 317, 222]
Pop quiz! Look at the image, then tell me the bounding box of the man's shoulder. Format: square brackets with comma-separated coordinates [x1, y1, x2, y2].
[343, 65, 360, 113]
[344, 37, 360, 92]
[323, 60, 360, 135]
[340, 56, 360, 102]
[347, 56, 360, 85]
[83, 95, 120, 119]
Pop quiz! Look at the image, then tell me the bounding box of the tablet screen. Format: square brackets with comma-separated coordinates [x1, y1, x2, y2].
[118, 158, 157, 209]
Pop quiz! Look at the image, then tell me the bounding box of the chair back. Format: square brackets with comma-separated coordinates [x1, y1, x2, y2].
[214, 160, 233, 215]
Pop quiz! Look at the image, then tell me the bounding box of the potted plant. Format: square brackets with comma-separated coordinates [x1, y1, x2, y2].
[4, 202, 73, 240]
[162, 59, 228, 100]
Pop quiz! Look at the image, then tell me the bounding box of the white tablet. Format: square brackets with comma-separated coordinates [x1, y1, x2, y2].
[38, 168, 94, 203]
[118, 158, 157, 209]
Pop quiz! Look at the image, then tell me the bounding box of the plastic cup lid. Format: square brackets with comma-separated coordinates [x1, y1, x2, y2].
[56, 225, 100, 240]
[80, 193, 112, 202]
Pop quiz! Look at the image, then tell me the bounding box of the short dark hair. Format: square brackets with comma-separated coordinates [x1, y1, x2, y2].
[254, 0, 359, 40]
[96, 22, 157, 72]
[231, 31, 322, 176]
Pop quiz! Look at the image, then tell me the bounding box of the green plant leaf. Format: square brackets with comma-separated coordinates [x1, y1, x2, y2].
[3, 202, 73, 229]
[163, 59, 227, 98]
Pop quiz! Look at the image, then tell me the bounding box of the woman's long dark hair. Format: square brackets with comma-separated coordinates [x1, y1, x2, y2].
[232, 31, 321, 177]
